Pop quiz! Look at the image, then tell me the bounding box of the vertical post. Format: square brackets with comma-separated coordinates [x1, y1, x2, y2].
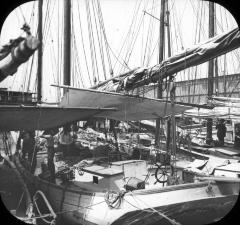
[63, 0, 71, 91]
[37, 0, 43, 102]
[170, 78, 176, 177]
[155, 0, 165, 146]
[206, 2, 215, 144]
[223, 55, 227, 97]
[215, 58, 218, 95]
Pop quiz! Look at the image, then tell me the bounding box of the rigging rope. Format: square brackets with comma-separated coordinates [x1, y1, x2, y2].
[113, 0, 143, 73]
[76, 0, 92, 87]
[92, 0, 107, 80]
[85, 0, 99, 84]
[128, 192, 181, 225]
[96, 0, 114, 76]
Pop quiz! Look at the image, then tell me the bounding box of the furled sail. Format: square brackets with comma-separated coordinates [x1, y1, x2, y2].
[0, 25, 40, 82]
[96, 28, 240, 92]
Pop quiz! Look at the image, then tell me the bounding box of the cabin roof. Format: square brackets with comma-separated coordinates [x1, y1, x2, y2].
[82, 165, 123, 177]
[110, 160, 145, 166]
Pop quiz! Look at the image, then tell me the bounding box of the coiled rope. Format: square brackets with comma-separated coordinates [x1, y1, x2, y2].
[104, 190, 126, 209]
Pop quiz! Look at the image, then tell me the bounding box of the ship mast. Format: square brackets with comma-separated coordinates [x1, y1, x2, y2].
[37, 0, 43, 103]
[63, 0, 71, 90]
[155, 0, 166, 146]
[206, 2, 215, 144]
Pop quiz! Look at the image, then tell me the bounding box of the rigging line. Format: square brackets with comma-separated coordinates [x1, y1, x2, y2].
[92, 0, 107, 80]
[171, 5, 182, 52]
[146, 0, 158, 66]
[122, 0, 144, 58]
[141, 3, 145, 65]
[14, 11, 21, 29]
[77, 0, 92, 86]
[112, 0, 142, 70]
[22, 59, 31, 92]
[142, 0, 155, 66]
[42, 0, 51, 37]
[124, 0, 144, 54]
[224, 7, 229, 30]
[53, 200, 106, 216]
[96, 0, 114, 76]
[123, 1, 147, 67]
[128, 193, 180, 225]
[86, 0, 96, 83]
[26, 54, 35, 92]
[86, 0, 98, 84]
[105, 44, 131, 70]
[56, 0, 62, 101]
[216, 6, 226, 33]
[189, 0, 206, 40]
[168, 0, 176, 13]
[171, 1, 185, 50]
[88, 0, 100, 83]
[122, 6, 146, 73]
[147, 36, 160, 65]
[18, 5, 27, 24]
[71, 11, 76, 86]
[49, 36, 59, 86]
[42, 0, 57, 52]
[72, 31, 85, 88]
[191, 1, 203, 102]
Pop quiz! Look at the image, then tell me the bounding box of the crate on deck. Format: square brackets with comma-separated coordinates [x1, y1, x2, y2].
[125, 177, 145, 191]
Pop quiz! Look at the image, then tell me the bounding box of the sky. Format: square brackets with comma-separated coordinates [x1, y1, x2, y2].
[0, 0, 239, 102]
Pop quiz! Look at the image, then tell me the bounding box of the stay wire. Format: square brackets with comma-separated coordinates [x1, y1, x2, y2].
[76, 0, 92, 86]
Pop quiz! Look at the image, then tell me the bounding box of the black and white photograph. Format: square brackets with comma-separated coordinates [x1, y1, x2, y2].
[0, 0, 240, 224]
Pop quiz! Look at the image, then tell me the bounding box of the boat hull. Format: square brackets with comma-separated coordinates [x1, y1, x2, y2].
[14, 156, 240, 225]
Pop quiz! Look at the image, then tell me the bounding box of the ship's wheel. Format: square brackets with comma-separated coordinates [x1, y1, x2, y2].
[154, 164, 171, 185]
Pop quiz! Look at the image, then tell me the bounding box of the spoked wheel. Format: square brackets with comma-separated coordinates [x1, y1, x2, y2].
[154, 164, 171, 185]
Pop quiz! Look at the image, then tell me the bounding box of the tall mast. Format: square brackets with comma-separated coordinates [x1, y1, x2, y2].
[63, 0, 71, 90]
[206, 2, 215, 144]
[37, 0, 43, 102]
[155, 0, 165, 146]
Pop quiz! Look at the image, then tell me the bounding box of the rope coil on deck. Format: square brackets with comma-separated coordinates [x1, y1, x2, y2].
[104, 190, 126, 209]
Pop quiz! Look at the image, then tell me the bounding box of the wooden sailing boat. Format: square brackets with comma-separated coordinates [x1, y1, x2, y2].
[1, 1, 240, 224]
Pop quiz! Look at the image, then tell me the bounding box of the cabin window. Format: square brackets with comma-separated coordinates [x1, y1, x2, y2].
[93, 176, 98, 184]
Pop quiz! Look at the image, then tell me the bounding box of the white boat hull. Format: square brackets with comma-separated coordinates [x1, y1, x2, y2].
[14, 156, 239, 225]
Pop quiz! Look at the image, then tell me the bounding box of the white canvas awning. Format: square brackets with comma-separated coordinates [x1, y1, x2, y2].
[57, 86, 192, 121]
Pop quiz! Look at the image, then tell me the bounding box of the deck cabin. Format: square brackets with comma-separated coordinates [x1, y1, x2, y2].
[73, 160, 147, 192]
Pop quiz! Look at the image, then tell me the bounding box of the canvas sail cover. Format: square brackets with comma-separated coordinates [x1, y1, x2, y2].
[96, 28, 240, 92]
[0, 105, 115, 131]
[58, 86, 192, 121]
[184, 96, 240, 119]
[0, 35, 39, 82]
[211, 96, 240, 107]
[184, 107, 240, 120]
